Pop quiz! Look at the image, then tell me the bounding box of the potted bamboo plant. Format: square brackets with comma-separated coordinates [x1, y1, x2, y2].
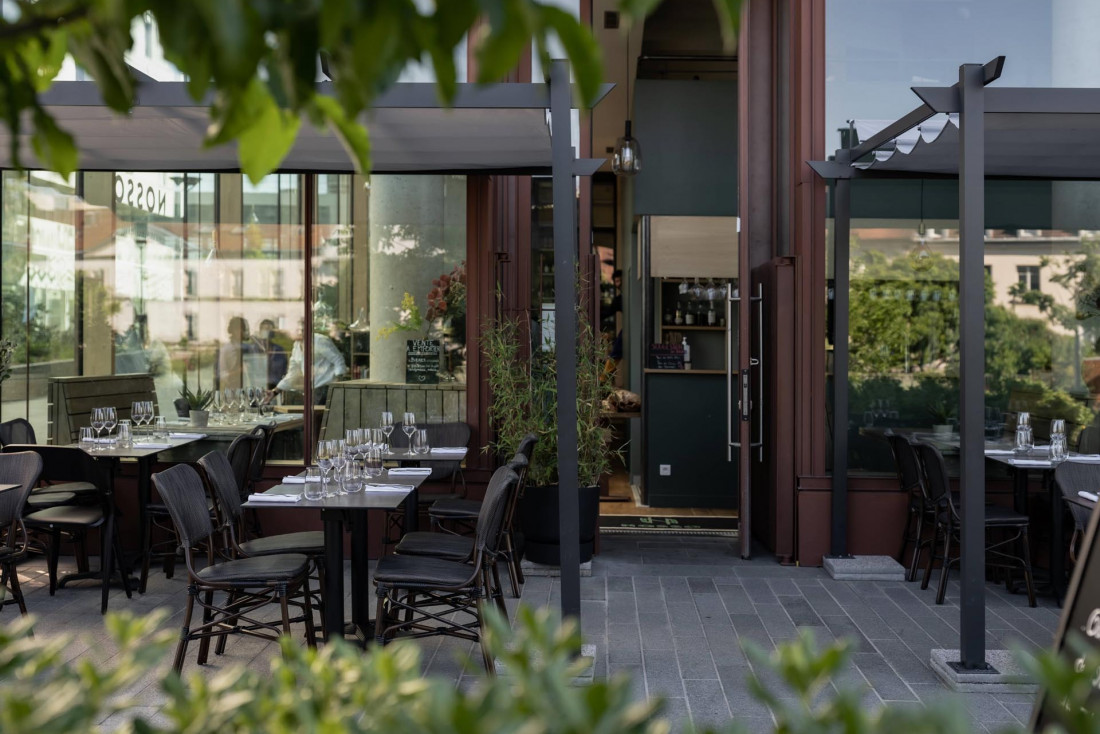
[482, 297, 617, 565]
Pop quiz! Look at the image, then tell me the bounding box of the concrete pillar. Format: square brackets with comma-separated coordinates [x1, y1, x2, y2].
[368, 175, 464, 383]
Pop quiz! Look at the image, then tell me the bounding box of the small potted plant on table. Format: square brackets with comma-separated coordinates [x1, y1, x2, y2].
[179, 382, 214, 428]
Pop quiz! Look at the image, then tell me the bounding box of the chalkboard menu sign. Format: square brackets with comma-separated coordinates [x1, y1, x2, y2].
[648, 342, 685, 370]
[1032, 498, 1100, 730]
[405, 339, 440, 384]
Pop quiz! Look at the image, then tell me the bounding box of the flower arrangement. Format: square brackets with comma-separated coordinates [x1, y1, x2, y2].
[426, 261, 467, 322]
[377, 292, 424, 339]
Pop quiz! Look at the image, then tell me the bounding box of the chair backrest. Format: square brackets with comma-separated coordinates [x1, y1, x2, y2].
[247, 423, 275, 486]
[2, 444, 111, 510]
[474, 465, 519, 556]
[0, 452, 42, 540]
[197, 450, 243, 527]
[1054, 461, 1099, 532]
[0, 418, 36, 446]
[1079, 425, 1100, 455]
[226, 433, 262, 498]
[152, 464, 215, 550]
[515, 433, 537, 462]
[915, 442, 954, 516]
[886, 433, 924, 495]
[501, 453, 530, 530]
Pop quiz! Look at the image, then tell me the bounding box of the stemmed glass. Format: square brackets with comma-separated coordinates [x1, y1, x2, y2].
[223, 388, 237, 423]
[103, 407, 117, 447]
[331, 440, 348, 493]
[380, 412, 394, 453]
[131, 401, 147, 438]
[317, 440, 333, 493]
[402, 412, 417, 456]
[142, 401, 155, 435]
[90, 408, 107, 451]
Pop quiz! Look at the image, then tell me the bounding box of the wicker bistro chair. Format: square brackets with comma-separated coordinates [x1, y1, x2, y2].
[915, 442, 1036, 607]
[382, 421, 472, 546]
[886, 433, 935, 582]
[0, 421, 98, 506]
[395, 454, 529, 598]
[0, 452, 43, 617]
[17, 445, 132, 614]
[152, 463, 316, 672]
[1053, 461, 1100, 565]
[373, 464, 519, 671]
[196, 450, 326, 638]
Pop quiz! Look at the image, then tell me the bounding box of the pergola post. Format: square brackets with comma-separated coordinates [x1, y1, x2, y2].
[549, 59, 581, 622]
[830, 152, 852, 559]
[956, 61, 989, 671]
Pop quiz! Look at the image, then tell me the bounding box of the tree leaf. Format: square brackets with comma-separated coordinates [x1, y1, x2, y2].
[30, 107, 78, 176]
[237, 90, 302, 183]
[538, 5, 603, 107]
[314, 95, 371, 175]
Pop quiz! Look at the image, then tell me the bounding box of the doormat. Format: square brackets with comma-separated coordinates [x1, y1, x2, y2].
[599, 515, 739, 535]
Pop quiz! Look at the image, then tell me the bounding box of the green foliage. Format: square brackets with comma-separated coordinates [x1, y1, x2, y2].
[482, 291, 617, 487]
[178, 381, 213, 411]
[0, 337, 13, 385]
[0, 0, 740, 181]
[376, 291, 424, 339]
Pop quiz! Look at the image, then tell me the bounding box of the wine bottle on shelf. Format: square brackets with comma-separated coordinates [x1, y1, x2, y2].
[682, 336, 691, 370]
[707, 302, 716, 326]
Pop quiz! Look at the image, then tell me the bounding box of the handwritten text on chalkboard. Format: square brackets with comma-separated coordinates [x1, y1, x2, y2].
[406, 339, 441, 384]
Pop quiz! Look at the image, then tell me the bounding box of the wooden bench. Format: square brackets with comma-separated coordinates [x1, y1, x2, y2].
[48, 373, 157, 445]
[320, 380, 466, 440]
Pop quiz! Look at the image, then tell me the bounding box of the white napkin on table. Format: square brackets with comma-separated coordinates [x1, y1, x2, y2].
[169, 432, 207, 439]
[1069, 455, 1100, 463]
[133, 442, 171, 449]
[1011, 459, 1051, 467]
[365, 484, 412, 492]
[431, 447, 466, 454]
[984, 449, 1016, 455]
[281, 476, 307, 484]
[1078, 491, 1099, 502]
[387, 467, 432, 476]
[248, 493, 301, 503]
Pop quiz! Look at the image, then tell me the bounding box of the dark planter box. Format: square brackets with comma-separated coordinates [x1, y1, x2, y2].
[518, 483, 600, 565]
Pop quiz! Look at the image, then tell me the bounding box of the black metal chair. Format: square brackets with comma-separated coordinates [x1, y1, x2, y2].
[373, 464, 519, 671]
[196, 449, 326, 637]
[886, 433, 933, 582]
[1054, 461, 1099, 565]
[18, 445, 132, 614]
[916, 442, 1036, 607]
[0, 421, 98, 504]
[0, 451, 43, 618]
[394, 453, 529, 598]
[152, 463, 316, 672]
[242, 423, 276, 538]
[383, 421, 471, 546]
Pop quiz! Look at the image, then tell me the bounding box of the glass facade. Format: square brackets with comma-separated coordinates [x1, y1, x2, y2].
[826, 1, 1100, 474]
[0, 172, 466, 462]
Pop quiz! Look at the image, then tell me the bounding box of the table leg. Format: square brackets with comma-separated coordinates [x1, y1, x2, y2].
[1013, 467, 1028, 515]
[350, 510, 371, 639]
[321, 509, 345, 643]
[138, 456, 151, 594]
[404, 486, 420, 533]
[1049, 470, 1066, 602]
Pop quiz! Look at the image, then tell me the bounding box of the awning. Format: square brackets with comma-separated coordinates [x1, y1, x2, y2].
[0, 81, 564, 174]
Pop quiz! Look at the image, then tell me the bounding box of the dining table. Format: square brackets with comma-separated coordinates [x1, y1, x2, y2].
[243, 470, 427, 645]
[69, 435, 205, 593]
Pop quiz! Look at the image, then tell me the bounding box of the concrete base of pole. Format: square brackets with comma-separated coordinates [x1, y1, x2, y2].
[823, 555, 906, 581]
[930, 649, 1037, 693]
[495, 643, 597, 684]
[520, 559, 593, 577]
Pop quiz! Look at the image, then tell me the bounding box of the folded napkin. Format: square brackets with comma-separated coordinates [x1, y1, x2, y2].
[365, 484, 412, 492]
[984, 449, 1016, 455]
[169, 432, 207, 439]
[133, 442, 171, 449]
[432, 447, 467, 454]
[90, 437, 114, 444]
[1011, 459, 1051, 467]
[1069, 455, 1100, 463]
[247, 493, 301, 503]
[388, 467, 432, 476]
[281, 475, 307, 484]
[1079, 491, 1099, 502]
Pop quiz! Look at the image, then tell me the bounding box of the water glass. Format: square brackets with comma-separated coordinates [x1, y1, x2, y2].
[153, 416, 168, 440]
[414, 428, 430, 455]
[1050, 419, 1067, 461]
[303, 467, 324, 501]
[80, 426, 96, 452]
[117, 420, 133, 448]
[366, 446, 383, 478]
[1015, 424, 1033, 455]
[342, 462, 364, 494]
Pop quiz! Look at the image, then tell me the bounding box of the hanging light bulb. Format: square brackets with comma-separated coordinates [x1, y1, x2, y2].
[612, 31, 641, 177]
[909, 180, 933, 272]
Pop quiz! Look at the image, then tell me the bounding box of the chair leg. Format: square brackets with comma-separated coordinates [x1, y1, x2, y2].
[46, 530, 60, 596]
[907, 510, 925, 583]
[502, 532, 521, 598]
[215, 590, 237, 656]
[490, 563, 508, 618]
[113, 529, 133, 600]
[301, 580, 317, 647]
[5, 560, 27, 616]
[374, 589, 388, 646]
[100, 518, 113, 614]
[74, 531, 90, 574]
[197, 590, 216, 665]
[476, 595, 494, 674]
[935, 530, 952, 605]
[174, 589, 197, 673]
[1020, 527, 1036, 608]
[279, 585, 293, 638]
[921, 524, 939, 591]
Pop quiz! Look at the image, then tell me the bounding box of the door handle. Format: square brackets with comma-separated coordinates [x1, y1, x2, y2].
[740, 368, 750, 422]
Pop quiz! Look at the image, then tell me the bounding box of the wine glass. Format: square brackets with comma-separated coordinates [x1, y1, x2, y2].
[402, 412, 417, 456]
[90, 407, 106, 451]
[380, 411, 394, 452]
[142, 401, 155, 434]
[366, 446, 383, 478]
[317, 439, 333, 490]
[103, 407, 117, 446]
[131, 401, 143, 433]
[331, 440, 348, 492]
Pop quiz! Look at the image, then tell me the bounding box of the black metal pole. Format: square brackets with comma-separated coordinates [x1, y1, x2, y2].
[550, 59, 581, 622]
[957, 62, 987, 670]
[830, 159, 851, 558]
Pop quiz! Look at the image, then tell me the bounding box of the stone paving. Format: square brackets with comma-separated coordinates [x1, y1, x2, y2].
[3, 534, 1061, 732]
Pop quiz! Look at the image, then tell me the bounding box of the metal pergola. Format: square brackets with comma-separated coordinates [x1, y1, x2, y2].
[4, 59, 607, 624]
[811, 56, 1100, 671]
